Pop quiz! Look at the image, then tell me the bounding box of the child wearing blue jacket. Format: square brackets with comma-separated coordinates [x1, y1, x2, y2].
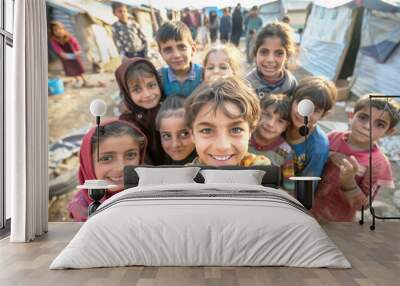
[285, 76, 337, 177]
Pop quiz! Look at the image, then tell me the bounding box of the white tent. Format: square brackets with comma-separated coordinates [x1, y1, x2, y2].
[299, 0, 400, 97]
[47, 0, 121, 71]
[298, 1, 357, 81]
[351, 8, 400, 96]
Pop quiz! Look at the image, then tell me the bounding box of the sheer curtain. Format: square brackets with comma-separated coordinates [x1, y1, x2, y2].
[7, 0, 48, 242]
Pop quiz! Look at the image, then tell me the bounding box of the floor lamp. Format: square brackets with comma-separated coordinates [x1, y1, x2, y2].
[78, 99, 115, 216]
[290, 99, 321, 210]
[359, 94, 400, 230]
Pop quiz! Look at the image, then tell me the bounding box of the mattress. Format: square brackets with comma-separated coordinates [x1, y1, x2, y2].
[50, 183, 351, 269]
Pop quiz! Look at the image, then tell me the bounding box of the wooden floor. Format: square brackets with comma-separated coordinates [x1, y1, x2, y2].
[0, 222, 399, 286]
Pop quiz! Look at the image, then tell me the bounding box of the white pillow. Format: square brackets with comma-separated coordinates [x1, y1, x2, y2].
[135, 167, 201, 186]
[200, 169, 266, 185]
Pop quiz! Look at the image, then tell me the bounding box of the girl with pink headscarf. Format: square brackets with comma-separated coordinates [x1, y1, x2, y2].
[68, 119, 147, 222]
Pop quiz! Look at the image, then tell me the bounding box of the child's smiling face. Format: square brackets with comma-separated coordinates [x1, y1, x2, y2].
[255, 36, 288, 83]
[348, 106, 394, 148]
[93, 135, 140, 192]
[192, 102, 251, 166]
[159, 39, 195, 73]
[204, 51, 234, 82]
[255, 105, 289, 142]
[159, 114, 195, 161]
[127, 75, 161, 109]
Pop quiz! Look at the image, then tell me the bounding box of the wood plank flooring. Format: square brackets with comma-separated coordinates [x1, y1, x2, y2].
[0, 222, 399, 286]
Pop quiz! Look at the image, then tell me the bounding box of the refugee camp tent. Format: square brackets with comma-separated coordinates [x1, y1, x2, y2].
[259, 0, 285, 24]
[283, 0, 312, 29]
[257, 0, 311, 28]
[299, 0, 400, 97]
[131, 5, 158, 38]
[298, 0, 361, 81]
[351, 1, 400, 97]
[47, 0, 120, 72]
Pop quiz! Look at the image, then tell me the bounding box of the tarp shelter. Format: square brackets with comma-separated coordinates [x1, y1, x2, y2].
[299, 0, 400, 97]
[298, 0, 361, 81]
[351, 2, 400, 96]
[203, 6, 223, 18]
[130, 6, 157, 38]
[259, 0, 285, 24]
[283, 0, 312, 29]
[257, 0, 311, 28]
[47, 0, 120, 72]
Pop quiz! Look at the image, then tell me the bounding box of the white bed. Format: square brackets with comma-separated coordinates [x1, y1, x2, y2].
[50, 183, 351, 269]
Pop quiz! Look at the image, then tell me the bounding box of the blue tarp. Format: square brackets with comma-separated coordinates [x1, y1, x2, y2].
[46, 0, 81, 15]
[203, 6, 223, 17]
[363, 0, 400, 13]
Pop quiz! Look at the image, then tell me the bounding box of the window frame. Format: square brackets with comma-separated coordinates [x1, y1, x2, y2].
[1, 0, 14, 232]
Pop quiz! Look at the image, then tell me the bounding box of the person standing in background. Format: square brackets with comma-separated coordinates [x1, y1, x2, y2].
[219, 8, 232, 43]
[111, 1, 148, 60]
[209, 11, 219, 43]
[196, 14, 210, 50]
[247, 29, 257, 65]
[182, 8, 197, 41]
[231, 4, 243, 46]
[191, 9, 201, 40]
[244, 6, 263, 63]
[49, 21, 93, 88]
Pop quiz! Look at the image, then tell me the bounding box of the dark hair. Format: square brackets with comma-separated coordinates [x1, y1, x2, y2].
[253, 22, 296, 58]
[91, 121, 146, 153]
[184, 77, 260, 131]
[292, 76, 337, 114]
[155, 94, 187, 130]
[260, 93, 291, 122]
[126, 61, 157, 86]
[155, 21, 193, 47]
[354, 95, 400, 129]
[49, 21, 71, 44]
[111, 1, 126, 13]
[282, 16, 290, 23]
[209, 11, 217, 26]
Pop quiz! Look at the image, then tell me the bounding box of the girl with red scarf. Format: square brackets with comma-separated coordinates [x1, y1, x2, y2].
[49, 21, 92, 88]
[68, 119, 147, 222]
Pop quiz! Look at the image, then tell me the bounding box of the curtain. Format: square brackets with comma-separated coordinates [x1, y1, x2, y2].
[7, 0, 48, 242]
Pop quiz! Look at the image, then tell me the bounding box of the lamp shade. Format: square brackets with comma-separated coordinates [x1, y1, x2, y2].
[298, 99, 315, 117]
[90, 99, 107, 117]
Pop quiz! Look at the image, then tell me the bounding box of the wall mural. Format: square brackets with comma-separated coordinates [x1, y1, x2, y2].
[46, 0, 400, 224]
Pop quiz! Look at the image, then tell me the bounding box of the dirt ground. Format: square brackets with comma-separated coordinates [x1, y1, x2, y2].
[48, 41, 400, 222]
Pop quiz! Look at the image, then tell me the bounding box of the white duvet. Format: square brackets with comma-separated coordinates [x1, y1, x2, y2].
[50, 183, 351, 269]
